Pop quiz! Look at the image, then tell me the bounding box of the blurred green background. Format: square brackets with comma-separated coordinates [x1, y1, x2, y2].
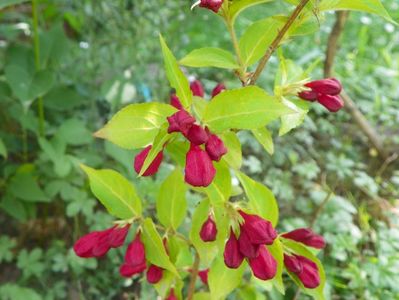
[0, 0, 398, 299]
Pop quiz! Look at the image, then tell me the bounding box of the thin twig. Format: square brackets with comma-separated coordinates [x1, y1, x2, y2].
[187, 251, 200, 300]
[248, 0, 311, 85]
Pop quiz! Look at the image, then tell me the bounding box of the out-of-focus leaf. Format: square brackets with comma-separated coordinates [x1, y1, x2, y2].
[228, 0, 274, 25]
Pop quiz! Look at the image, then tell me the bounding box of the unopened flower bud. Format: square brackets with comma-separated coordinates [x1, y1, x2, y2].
[238, 229, 260, 259]
[317, 94, 344, 112]
[124, 232, 146, 268]
[239, 211, 277, 245]
[107, 225, 130, 248]
[224, 229, 244, 269]
[248, 246, 277, 280]
[167, 110, 196, 135]
[283, 254, 302, 273]
[185, 145, 216, 187]
[205, 134, 227, 161]
[200, 215, 217, 242]
[190, 80, 205, 97]
[282, 228, 325, 249]
[198, 269, 209, 285]
[134, 145, 163, 176]
[305, 78, 342, 95]
[146, 264, 164, 284]
[211, 83, 226, 98]
[298, 90, 318, 101]
[166, 288, 178, 300]
[296, 255, 320, 289]
[199, 0, 224, 13]
[73, 231, 101, 258]
[184, 124, 209, 145]
[170, 93, 183, 110]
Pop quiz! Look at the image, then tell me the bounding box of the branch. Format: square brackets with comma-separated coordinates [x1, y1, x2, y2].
[324, 11, 389, 159]
[187, 251, 200, 300]
[248, 0, 311, 85]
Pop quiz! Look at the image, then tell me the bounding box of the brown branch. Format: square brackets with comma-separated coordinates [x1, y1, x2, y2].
[324, 11, 389, 159]
[248, 0, 311, 85]
[187, 251, 200, 300]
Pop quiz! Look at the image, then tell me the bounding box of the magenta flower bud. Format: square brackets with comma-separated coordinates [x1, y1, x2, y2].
[200, 215, 218, 242]
[124, 232, 146, 267]
[248, 246, 277, 280]
[239, 211, 277, 245]
[282, 228, 326, 249]
[167, 110, 196, 134]
[170, 93, 183, 110]
[298, 90, 318, 101]
[198, 269, 209, 285]
[296, 255, 321, 289]
[238, 229, 260, 259]
[317, 94, 344, 112]
[73, 231, 101, 258]
[107, 225, 130, 248]
[185, 145, 216, 187]
[134, 145, 163, 176]
[146, 264, 164, 284]
[199, 0, 224, 13]
[224, 229, 244, 269]
[190, 80, 205, 97]
[167, 288, 178, 300]
[119, 262, 147, 278]
[305, 78, 342, 95]
[184, 124, 209, 145]
[283, 254, 302, 273]
[211, 83, 226, 98]
[205, 134, 227, 161]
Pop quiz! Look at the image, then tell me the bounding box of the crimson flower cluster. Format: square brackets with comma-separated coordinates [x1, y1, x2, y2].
[223, 211, 278, 280]
[282, 228, 326, 289]
[167, 80, 228, 187]
[298, 78, 344, 112]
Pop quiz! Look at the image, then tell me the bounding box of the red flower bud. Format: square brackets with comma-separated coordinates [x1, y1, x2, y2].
[205, 134, 227, 161]
[170, 93, 183, 110]
[134, 145, 163, 176]
[167, 110, 196, 135]
[73, 231, 101, 258]
[185, 145, 216, 187]
[199, 0, 224, 13]
[198, 269, 209, 285]
[238, 229, 260, 259]
[184, 124, 209, 145]
[239, 211, 277, 245]
[282, 228, 325, 249]
[200, 215, 218, 242]
[224, 229, 244, 269]
[107, 225, 130, 248]
[305, 78, 342, 95]
[294, 255, 320, 289]
[190, 80, 205, 97]
[119, 262, 147, 277]
[146, 264, 164, 284]
[248, 246, 277, 280]
[166, 288, 178, 300]
[211, 83, 226, 98]
[317, 94, 344, 112]
[283, 254, 302, 273]
[124, 232, 146, 268]
[298, 90, 318, 101]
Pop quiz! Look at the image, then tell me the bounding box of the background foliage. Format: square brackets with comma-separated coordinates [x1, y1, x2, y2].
[0, 0, 398, 299]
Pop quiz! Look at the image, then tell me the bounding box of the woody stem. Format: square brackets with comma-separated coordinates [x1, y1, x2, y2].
[248, 0, 311, 85]
[187, 251, 200, 300]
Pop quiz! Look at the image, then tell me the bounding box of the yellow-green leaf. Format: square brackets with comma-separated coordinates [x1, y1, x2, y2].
[252, 127, 274, 155]
[180, 47, 239, 69]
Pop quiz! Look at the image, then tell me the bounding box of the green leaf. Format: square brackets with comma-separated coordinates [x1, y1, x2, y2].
[221, 131, 242, 169]
[1, 196, 28, 222]
[239, 17, 282, 67]
[44, 86, 85, 111]
[141, 218, 179, 276]
[282, 239, 326, 300]
[320, 0, 396, 23]
[208, 257, 246, 300]
[80, 165, 142, 219]
[8, 172, 48, 203]
[0, 0, 29, 10]
[94, 103, 176, 149]
[203, 86, 293, 133]
[0, 138, 7, 159]
[0, 284, 41, 300]
[252, 127, 274, 155]
[157, 169, 187, 230]
[160, 35, 192, 109]
[279, 98, 310, 136]
[228, 0, 274, 25]
[180, 47, 239, 69]
[201, 162, 232, 205]
[268, 239, 285, 294]
[58, 119, 93, 145]
[235, 171, 278, 226]
[193, 292, 211, 300]
[5, 65, 54, 103]
[138, 124, 173, 176]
